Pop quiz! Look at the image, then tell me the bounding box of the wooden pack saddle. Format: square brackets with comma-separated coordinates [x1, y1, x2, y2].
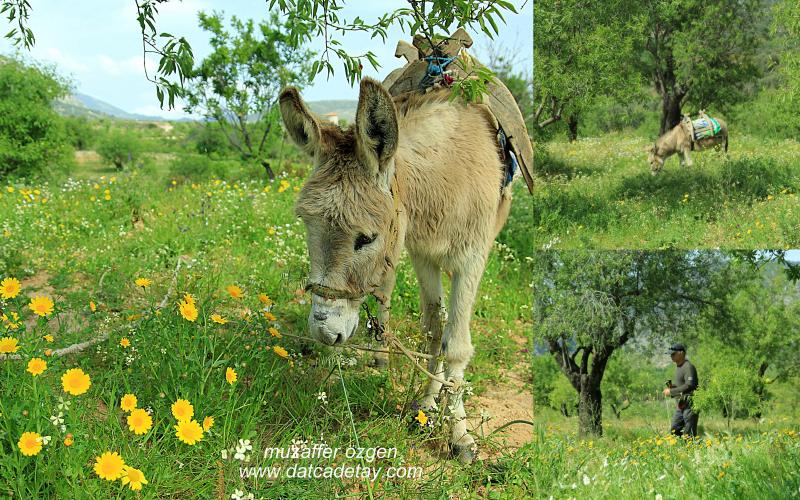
[381, 28, 534, 194]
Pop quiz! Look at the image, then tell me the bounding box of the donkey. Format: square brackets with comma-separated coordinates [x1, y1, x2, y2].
[647, 117, 728, 174]
[279, 77, 514, 463]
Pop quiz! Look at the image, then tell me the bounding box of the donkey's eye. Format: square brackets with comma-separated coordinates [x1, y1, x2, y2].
[354, 233, 377, 251]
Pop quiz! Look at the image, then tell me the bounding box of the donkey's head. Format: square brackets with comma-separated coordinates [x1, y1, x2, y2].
[645, 144, 664, 175]
[279, 78, 400, 346]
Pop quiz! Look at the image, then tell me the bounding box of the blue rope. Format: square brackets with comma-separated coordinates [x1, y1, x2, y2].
[423, 55, 456, 77]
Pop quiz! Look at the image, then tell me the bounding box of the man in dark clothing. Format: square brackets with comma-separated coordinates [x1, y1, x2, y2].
[662, 343, 699, 437]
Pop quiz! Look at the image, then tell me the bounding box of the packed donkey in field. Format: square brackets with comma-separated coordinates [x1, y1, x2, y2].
[279, 77, 516, 462]
[647, 113, 728, 174]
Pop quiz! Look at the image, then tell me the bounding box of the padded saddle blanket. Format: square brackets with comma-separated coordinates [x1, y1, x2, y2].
[688, 116, 722, 141]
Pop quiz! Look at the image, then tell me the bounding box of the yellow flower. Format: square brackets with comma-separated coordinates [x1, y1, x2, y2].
[174, 419, 204, 445]
[120, 337, 131, 348]
[211, 314, 228, 325]
[61, 368, 91, 396]
[64, 433, 74, 446]
[203, 416, 214, 432]
[94, 451, 125, 480]
[415, 410, 428, 426]
[127, 409, 153, 435]
[28, 296, 54, 317]
[121, 465, 148, 491]
[18, 431, 43, 456]
[44, 348, 53, 357]
[268, 327, 281, 338]
[263, 311, 276, 321]
[226, 367, 237, 385]
[179, 300, 198, 322]
[273, 345, 289, 359]
[0, 336, 20, 354]
[135, 278, 152, 288]
[226, 285, 243, 299]
[258, 294, 273, 306]
[120, 394, 138, 412]
[43, 334, 54, 343]
[27, 358, 47, 376]
[278, 180, 290, 193]
[182, 293, 196, 306]
[0, 277, 21, 299]
[89, 300, 97, 312]
[171, 399, 194, 421]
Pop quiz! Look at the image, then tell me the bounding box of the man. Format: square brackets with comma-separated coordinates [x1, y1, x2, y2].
[662, 343, 699, 437]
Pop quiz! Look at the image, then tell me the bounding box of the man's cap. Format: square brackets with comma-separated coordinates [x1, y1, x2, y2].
[666, 343, 686, 354]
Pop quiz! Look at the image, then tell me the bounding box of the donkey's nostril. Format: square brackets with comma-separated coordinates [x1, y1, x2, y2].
[335, 333, 343, 345]
[313, 311, 328, 321]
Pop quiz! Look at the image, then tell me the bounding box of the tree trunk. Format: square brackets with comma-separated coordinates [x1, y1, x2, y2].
[660, 93, 684, 135]
[261, 160, 276, 181]
[578, 376, 603, 436]
[567, 115, 579, 142]
[753, 362, 769, 418]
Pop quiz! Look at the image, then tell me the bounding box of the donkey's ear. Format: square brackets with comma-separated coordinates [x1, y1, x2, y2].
[355, 78, 398, 175]
[279, 87, 322, 156]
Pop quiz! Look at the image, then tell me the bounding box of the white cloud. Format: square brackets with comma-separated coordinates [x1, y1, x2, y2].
[39, 47, 89, 74]
[97, 54, 158, 76]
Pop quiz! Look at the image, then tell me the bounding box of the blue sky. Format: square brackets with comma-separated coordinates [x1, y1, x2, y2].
[0, 0, 532, 119]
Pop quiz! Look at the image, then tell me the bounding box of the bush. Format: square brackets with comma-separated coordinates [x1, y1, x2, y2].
[191, 123, 233, 157]
[692, 346, 763, 426]
[548, 374, 579, 416]
[168, 155, 236, 182]
[532, 354, 560, 409]
[63, 116, 96, 150]
[0, 56, 73, 178]
[96, 129, 142, 170]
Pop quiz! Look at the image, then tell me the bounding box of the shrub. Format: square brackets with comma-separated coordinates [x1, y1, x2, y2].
[168, 155, 235, 182]
[63, 116, 95, 150]
[0, 56, 72, 178]
[96, 129, 142, 170]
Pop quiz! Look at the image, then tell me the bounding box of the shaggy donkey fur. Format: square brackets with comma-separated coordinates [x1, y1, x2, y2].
[280, 77, 514, 463]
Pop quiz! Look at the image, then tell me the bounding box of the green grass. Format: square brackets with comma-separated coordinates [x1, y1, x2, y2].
[523, 400, 800, 499]
[0, 153, 533, 498]
[533, 133, 800, 249]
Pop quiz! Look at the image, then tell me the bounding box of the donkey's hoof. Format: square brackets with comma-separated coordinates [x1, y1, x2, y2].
[449, 442, 477, 464]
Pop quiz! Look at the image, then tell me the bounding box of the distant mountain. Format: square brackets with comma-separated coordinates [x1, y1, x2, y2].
[55, 92, 177, 121]
[54, 91, 357, 124]
[307, 100, 358, 124]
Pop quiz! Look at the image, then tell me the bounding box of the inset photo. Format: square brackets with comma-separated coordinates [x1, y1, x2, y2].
[533, 0, 800, 249]
[530, 249, 800, 497]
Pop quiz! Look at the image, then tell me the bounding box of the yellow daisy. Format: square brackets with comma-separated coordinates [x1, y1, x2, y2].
[182, 293, 196, 305]
[226, 285, 244, 299]
[120, 393, 138, 412]
[0, 277, 21, 299]
[179, 300, 198, 322]
[94, 451, 125, 480]
[202, 415, 214, 432]
[27, 357, 47, 376]
[89, 300, 97, 312]
[258, 293, 273, 307]
[121, 465, 148, 491]
[119, 337, 131, 348]
[43, 334, 54, 343]
[268, 327, 281, 338]
[416, 409, 428, 426]
[273, 345, 289, 359]
[171, 399, 194, 421]
[64, 433, 74, 446]
[211, 314, 228, 325]
[18, 431, 43, 456]
[28, 296, 54, 317]
[226, 367, 237, 385]
[0, 336, 20, 354]
[263, 311, 276, 321]
[127, 409, 153, 435]
[135, 278, 151, 288]
[61, 368, 91, 396]
[174, 419, 204, 445]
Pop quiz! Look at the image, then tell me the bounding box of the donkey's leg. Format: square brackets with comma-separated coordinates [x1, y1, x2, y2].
[684, 147, 694, 167]
[678, 150, 686, 167]
[442, 257, 486, 463]
[370, 267, 397, 369]
[410, 254, 445, 411]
